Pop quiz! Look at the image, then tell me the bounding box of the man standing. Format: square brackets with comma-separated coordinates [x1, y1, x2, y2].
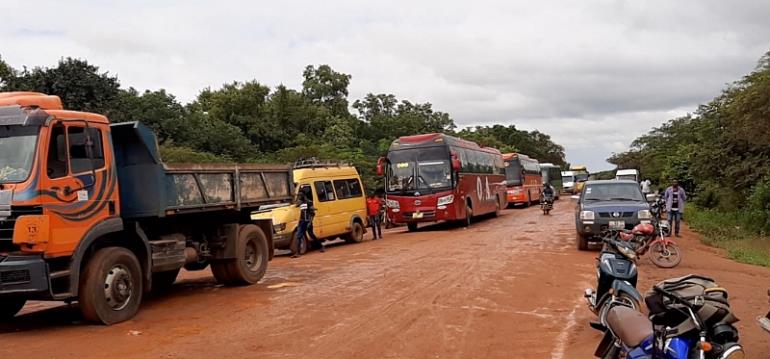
[294, 192, 321, 258]
[641, 178, 652, 196]
[664, 180, 687, 237]
[366, 193, 383, 240]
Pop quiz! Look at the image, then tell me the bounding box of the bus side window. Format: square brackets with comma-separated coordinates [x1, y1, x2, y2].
[315, 181, 336, 202]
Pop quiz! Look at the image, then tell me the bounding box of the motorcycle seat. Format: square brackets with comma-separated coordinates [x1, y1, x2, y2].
[606, 306, 653, 348]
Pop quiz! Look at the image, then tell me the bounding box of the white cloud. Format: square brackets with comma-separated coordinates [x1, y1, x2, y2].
[1, 0, 768, 171]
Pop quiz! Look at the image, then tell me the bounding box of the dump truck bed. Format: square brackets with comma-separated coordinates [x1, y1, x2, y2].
[110, 122, 293, 219]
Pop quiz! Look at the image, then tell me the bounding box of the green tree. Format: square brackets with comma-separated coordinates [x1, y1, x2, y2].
[302, 65, 352, 118]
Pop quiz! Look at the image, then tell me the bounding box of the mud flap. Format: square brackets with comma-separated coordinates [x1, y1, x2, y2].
[593, 331, 616, 358]
[612, 280, 642, 304]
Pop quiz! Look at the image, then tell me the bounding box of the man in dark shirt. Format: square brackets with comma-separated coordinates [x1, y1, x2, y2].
[294, 192, 320, 258]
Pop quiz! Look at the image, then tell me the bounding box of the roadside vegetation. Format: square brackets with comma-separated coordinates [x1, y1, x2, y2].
[609, 50, 770, 266]
[0, 56, 566, 190]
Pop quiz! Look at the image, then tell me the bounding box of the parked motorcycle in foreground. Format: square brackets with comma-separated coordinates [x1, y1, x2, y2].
[595, 275, 744, 359]
[759, 289, 770, 334]
[585, 233, 642, 326]
[618, 222, 683, 268]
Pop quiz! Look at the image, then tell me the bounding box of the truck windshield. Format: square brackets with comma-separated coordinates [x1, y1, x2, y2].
[0, 127, 38, 183]
[582, 183, 644, 202]
[576, 173, 589, 182]
[387, 147, 451, 193]
[505, 159, 523, 186]
[563, 175, 575, 183]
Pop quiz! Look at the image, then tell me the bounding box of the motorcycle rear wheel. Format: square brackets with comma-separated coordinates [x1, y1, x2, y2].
[649, 241, 682, 268]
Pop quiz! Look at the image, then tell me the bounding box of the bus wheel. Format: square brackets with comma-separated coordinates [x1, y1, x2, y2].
[407, 222, 418, 232]
[79, 247, 143, 325]
[463, 201, 473, 227]
[493, 196, 501, 217]
[0, 297, 26, 320]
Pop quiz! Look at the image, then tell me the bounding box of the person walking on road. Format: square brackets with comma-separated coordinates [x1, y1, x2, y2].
[641, 178, 652, 196]
[294, 192, 321, 258]
[367, 193, 384, 240]
[664, 180, 687, 237]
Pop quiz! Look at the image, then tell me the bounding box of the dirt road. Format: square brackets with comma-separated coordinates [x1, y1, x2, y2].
[1, 201, 769, 358]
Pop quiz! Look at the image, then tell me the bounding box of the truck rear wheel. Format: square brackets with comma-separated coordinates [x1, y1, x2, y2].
[345, 221, 364, 243]
[79, 247, 143, 325]
[212, 225, 269, 285]
[0, 297, 26, 320]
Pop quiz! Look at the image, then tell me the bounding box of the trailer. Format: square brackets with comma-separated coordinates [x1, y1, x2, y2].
[0, 93, 292, 324]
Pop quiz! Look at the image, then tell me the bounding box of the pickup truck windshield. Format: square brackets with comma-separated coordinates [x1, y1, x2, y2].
[0, 127, 38, 183]
[387, 147, 452, 193]
[582, 183, 644, 202]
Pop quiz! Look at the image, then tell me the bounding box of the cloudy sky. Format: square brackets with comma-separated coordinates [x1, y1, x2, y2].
[2, 1, 769, 170]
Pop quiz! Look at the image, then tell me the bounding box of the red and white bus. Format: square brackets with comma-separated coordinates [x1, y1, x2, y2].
[377, 133, 507, 231]
[503, 153, 543, 206]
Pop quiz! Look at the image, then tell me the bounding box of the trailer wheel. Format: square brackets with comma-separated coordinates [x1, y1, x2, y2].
[79, 247, 143, 325]
[0, 297, 26, 320]
[213, 225, 268, 285]
[151, 269, 180, 292]
[345, 220, 364, 243]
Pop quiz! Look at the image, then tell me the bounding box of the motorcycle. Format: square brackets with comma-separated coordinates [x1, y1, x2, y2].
[585, 232, 643, 327]
[759, 289, 770, 334]
[595, 275, 744, 359]
[540, 192, 554, 215]
[650, 197, 672, 237]
[618, 221, 683, 268]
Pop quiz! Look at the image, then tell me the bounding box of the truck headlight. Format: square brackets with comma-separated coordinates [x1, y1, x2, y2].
[273, 223, 286, 233]
[638, 210, 651, 220]
[386, 199, 400, 209]
[437, 194, 454, 206]
[580, 211, 595, 220]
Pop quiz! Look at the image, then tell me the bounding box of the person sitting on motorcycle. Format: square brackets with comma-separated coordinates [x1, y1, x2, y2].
[542, 182, 555, 202]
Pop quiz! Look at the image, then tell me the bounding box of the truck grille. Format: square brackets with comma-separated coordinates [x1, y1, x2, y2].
[598, 212, 634, 218]
[0, 206, 43, 252]
[0, 269, 31, 285]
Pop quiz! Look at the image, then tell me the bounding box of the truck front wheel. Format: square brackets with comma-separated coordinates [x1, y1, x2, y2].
[212, 225, 268, 285]
[79, 247, 143, 325]
[0, 297, 26, 320]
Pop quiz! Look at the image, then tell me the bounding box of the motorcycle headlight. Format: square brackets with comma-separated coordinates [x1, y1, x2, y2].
[719, 343, 745, 359]
[437, 194, 454, 206]
[385, 199, 400, 209]
[638, 210, 652, 220]
[580, 211, 595, 220]
[616, 244, 638, 261]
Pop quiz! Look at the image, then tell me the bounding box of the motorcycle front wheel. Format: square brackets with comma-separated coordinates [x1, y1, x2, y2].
[649, 241, 682, 268]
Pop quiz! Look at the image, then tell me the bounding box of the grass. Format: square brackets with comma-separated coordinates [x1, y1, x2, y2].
[686, 204, 770, 267]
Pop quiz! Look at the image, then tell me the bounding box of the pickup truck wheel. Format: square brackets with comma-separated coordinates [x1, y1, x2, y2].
[79, 247, 143, 325]
[151, 269, 180, 292]
[0, 297, 26, 320]
[577, 233, 589, 251]
[345, 221, 364, 243]
[214, 225, 269, 285]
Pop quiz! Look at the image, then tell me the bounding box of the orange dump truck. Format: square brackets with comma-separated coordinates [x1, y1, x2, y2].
[0, 92, 292, 324]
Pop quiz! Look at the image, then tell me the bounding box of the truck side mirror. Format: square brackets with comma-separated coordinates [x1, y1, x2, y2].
[450, 151, 461, 172]
[376, 157, 385, 176]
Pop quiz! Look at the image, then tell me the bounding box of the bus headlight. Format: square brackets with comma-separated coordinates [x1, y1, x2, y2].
[437, 194, 454, 206]
[386, 199, 400, 209]
[638, 210, 652, 220]
[580, 211, 595, 221]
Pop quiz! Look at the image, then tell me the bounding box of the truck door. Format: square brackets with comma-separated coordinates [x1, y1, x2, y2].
[42, 122, 113, 256]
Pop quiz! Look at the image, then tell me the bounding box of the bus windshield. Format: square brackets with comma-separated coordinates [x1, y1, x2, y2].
[387, 147, 452, 193]
[0, 127, 38, 183]
[505, 159, 523, 186]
